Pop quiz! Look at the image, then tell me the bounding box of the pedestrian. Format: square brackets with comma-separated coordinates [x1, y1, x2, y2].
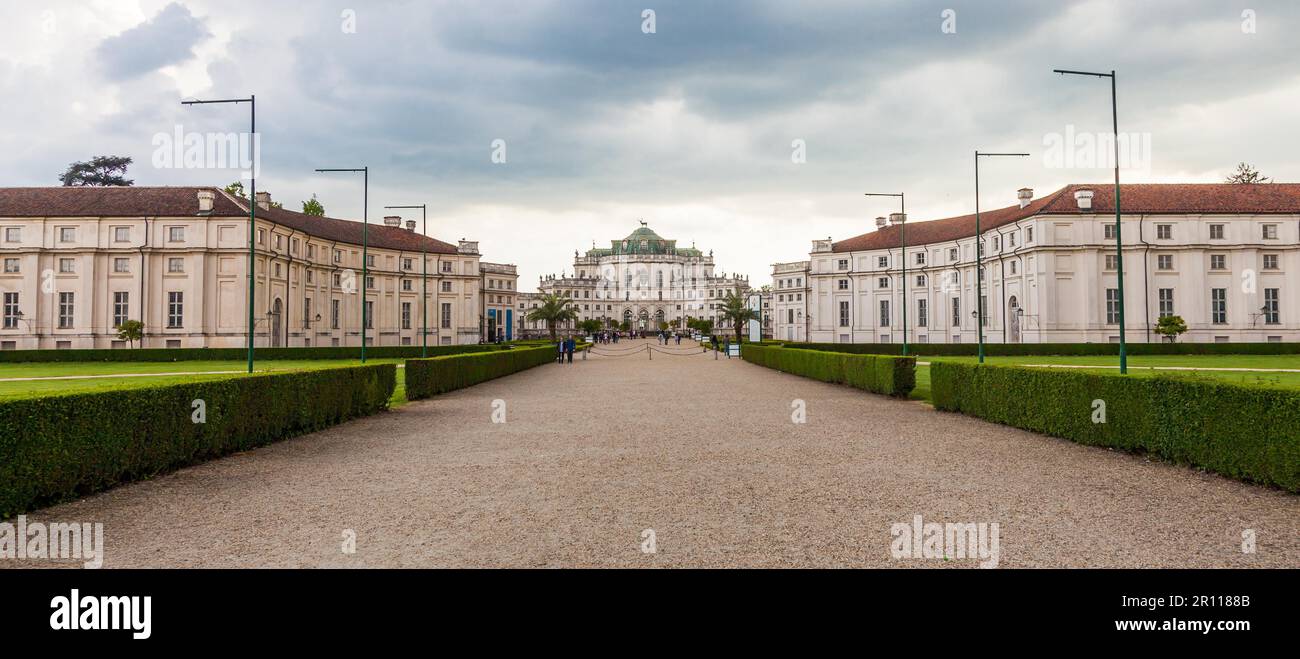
[566, 337, 575, 363]
[557, 339, 565, 364]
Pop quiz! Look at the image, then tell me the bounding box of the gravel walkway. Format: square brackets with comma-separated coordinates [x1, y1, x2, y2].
[11, 339, 1298, 568]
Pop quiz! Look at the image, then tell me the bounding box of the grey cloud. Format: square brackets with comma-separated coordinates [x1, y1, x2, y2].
[95, 2, 211, 80]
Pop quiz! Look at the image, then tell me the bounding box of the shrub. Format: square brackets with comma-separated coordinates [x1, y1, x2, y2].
[785, 342, 1300, 357]
[406, 345, 556, 400]
[741, 344, 915, 397]
[0, 344, 509, 363]
[930, 362, 1300, 492]
[0, 364, 396, 518]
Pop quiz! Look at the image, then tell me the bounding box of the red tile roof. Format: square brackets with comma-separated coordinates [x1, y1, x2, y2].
[833, 183, 1300, 253]
[0, 186, 460, 254]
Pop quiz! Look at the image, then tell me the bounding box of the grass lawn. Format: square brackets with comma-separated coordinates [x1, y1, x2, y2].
[0, 359, 410, 406]
[909, 354, 1300, 402]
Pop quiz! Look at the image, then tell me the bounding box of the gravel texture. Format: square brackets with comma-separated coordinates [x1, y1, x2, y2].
[9, 339, 1299, 568]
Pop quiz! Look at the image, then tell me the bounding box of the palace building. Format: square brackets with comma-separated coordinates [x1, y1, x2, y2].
[519, 223, 751, 336]
[776, 183, 1299, 345]
[0, 186, 488, 349]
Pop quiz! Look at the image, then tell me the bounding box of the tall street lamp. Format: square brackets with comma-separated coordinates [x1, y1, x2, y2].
[1054, 68, 1127, 373]
[315, 167, 369, 362]
[182, 95, 256, 373]
[974, 151, 1029, 364]
[865, 192, 907, 355]
[385, 203, 428, 357]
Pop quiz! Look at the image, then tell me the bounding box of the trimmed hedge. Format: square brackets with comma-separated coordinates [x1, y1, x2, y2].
[0, 343, 510, 363]
[930, 362, 1300, 492]
[405, 345, 556, 400]
[0, 364, 396, 518]
[784, 341, 1300, 357]
[741, 344, 915, 397]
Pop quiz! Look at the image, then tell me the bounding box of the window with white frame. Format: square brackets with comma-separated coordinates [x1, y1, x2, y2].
[3, 258, 18, 273]
[59, 227, 76, 242]
[1209, 224, 1224, 240]
[837, 259, 849, 270]
[58, 292, 74, 328]
[58, 258, 74, 273]
[1263, 254, 1279, 270]
[113, 292, 129, 327]
[877, 277, 889, 289]
[114, 258, 130, 273]
[1210, 288, 1227, 324]
[1262, 224, 1278, 240]
[1158, 288, 1174, 318]
[1264, 288, 1280, 324]
[3, 227, 19, 242]
[167, 292, 184, 328]
[877, 256, 888, 268]
[114, 226, 130, 242]
[1105, 254, 1119, 270]
[1103, 224, 1117, 240]
[1157, 254, 1173, 270]
[168, 258, 184, 273]
[3, 292, 19, 328]
[879, 300, 890, 327]
[1156, 224, 1172, 240]
[168, 226, 185, 242]
[1210, 254, 1227, 270]
[837, 279, 848, 290]
[838, 301, 849, 327]
[915, 252, 925, 265]
[1105, 289, 1120, 324]
[917, 299, 928, 327]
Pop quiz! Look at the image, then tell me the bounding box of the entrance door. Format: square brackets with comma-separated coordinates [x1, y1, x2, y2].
[271, 298, 283, 347]
[1008, 296, 1020, 343]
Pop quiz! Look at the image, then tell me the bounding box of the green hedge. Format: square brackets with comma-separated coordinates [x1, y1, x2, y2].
[741, 344, 915, 397]
[0, 343, 508, 363]
[0, 364, 396, 518]
[930, 362, 1300, 492]
[785, 342, 1300, 357]
[405, 345, 556, 400]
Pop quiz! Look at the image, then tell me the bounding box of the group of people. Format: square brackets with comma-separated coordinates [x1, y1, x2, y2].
[593, 331, 622, 344]
[654, 331, 685, 346]
[555, 337, 578, 363]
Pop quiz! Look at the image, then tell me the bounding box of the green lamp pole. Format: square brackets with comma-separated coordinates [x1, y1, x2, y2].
[315, 167, 369, 362]
[385, 203, 428, 357]
[1054, 68, 1127, 373]
[974, 151, 1030, 364]
[182, 95, 256, 373]
[865, 192, 907, 355]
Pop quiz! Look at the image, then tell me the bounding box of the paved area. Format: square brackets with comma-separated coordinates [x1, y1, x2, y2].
[11, 339, 1299, 568]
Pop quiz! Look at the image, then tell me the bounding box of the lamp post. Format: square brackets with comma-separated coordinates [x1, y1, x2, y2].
[1053, 68, 1127, 373]
[315, 167, 369, 362]
[974, 151, 1029, 363]
[865, 192, 907, 355]
[386, 203, 428, 357]
[182, 95, 256, 373]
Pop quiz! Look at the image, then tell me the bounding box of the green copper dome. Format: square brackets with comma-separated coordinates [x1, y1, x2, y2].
[583, 222, 704, 257]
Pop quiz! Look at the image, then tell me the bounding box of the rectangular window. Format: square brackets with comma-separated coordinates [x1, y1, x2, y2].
[837, 259, 849, 270]
[1156, 224, 1172, 240]
[951, 298, 960, 327]
[401, 302, 412, 330]
[1262, 224, 1278, 240]
[1209, 224, 1224, 240]
[915, 252, 925, 265]
[1211, 288, 1227, 324]
[441, 303, 452, 329]
[58, 292, 74, 328]
[1210, 254, 1227, 270]
[114, 226, 130, 242]
[402, 258, 413, 271]
[1263, 254, 1279, 270]
[58, 258, 74, 273]
[59, 227, 76, 242]
[1158, 288, 1174, 318]
[1104, 224, 1117, 240]
[168, 226, 185, 242]
[877, 277, 889, 289]
[364, 301, 374, 329]
[402, 279, 412, 291]
[2, 258, 17, 273]
[1105, 289, 1119, 325]
[331, 299, 340, 329]
[366, 255, 376, 267]
[290, 238, 299, 254]
[917, 299, 928, 327]
[1157, 254, 1173, 270]
[916, 274, 926, 286]
[2, 292, 19, 329]
[366, 276, 375, 290]
[168, 257, 184, 273]
[1104, 254, 1119, 270]
[113, 258, 129, 273]
[333, 249, 342, 263]
[113, 291, 129, 327]
[949, 247, 958, 262]
[4, 227, 19, 242]
[442, 261, 453, 273]
[167, 292, 183, 328]
[980, 295, 989, 326]
[838, 301, 849, 327]
[303, 298, 312, 329]
[879, 300, 890, 327]
[1264, 289, 1279, 324]
[441, 281, 452, 293]
[1026, 227, 1034, 242]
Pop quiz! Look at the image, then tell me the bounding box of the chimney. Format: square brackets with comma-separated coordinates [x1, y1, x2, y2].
[383, 215, 401, 227]
[889, 212, 907, 225]
[405, 220, 417, 232]
[1017, 187, 1033, 209]
[1074, 188, 1094, 211]
[458, 239, 479, 255]
[255, 191, 271, 210]
[197, 190, 215, 213]
[875, 216, 888, 230]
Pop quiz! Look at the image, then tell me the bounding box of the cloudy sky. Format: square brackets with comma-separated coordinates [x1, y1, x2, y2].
[3, 0, 1297, 289]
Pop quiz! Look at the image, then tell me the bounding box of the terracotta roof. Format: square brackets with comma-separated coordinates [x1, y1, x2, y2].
[833, 183, 1300, 253]
[0, 186, 459, 253]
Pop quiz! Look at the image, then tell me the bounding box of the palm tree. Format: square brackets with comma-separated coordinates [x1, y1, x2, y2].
[716, 291, 759, 343]
[525, 293, 578, 341]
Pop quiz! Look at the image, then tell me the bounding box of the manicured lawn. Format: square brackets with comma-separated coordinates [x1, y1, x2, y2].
[0, 359, 410, 406]
[909, 354, 1300, 402]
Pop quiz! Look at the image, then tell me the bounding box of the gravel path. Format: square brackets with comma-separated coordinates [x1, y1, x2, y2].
[11, 339, 1298, 568]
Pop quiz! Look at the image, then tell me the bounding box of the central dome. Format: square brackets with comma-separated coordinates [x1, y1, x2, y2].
[624, 225, 664, 242]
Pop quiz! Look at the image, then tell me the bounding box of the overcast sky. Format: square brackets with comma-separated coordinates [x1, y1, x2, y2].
[4, 0, 1297, 289]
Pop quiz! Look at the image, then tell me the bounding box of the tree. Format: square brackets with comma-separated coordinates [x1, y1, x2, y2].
[115, 320, 144, 349]
[302, 195, 325, 216]
[668, 319, 680, 329]
[1154, 315, 1188, 343]
[224, 181, 247, 199]
[716, 291, 759, 343]
[618, 320, 630, 332]
[1225, 162, 1271, 184]
[60, 156, 133, 186]
[579, 319, 603, 335]
[657, 321, 669, 331]
[525, 293, 578, 341]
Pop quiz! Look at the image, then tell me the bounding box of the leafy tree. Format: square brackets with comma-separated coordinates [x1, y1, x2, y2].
[657, 321, 669, 331]
[302, 195, 325, 216]
[716, 291, 759, 343]
[115, 320, 144, 349]
[668, 319, 680, 329]
[60, 156, 133, 186]
[579, 319, 602, 335]
[525, 293, 578, 341]
[687, 317, 714, 336]
[618, 320, 630, 331]
[224, 181, 247, 199]
[1225, 162, 1271, 184]
[1154, 315, 1188, 343]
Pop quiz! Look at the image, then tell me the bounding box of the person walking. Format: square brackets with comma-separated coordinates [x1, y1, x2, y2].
[565, 337, 575, 364]
[557, 339, 565, 364]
